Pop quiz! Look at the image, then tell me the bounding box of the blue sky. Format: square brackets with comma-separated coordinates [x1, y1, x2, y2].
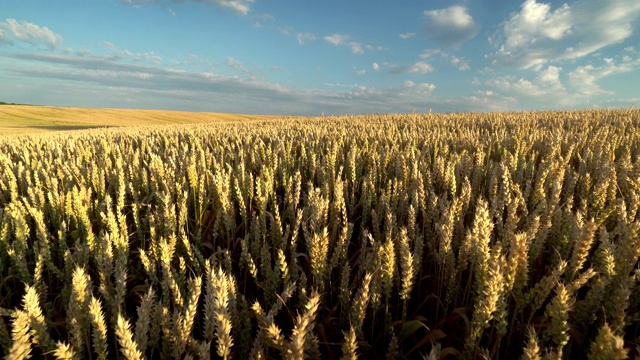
[1, 0, 639, 115]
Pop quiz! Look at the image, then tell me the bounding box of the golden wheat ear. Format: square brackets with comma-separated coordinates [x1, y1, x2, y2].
[116, 313, 143, 360]
[7, 310, 32, 360]
[52, 341, 76, 360]
[88, 296, 109, 360]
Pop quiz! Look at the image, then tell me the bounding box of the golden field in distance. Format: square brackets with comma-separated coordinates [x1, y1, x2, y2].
[0, 105, 285, 135]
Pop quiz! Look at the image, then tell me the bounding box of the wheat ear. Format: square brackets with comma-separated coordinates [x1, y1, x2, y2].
[587, 322, 627, 360]
[116, 313, 143, 360]
[520, 326, 541, 360]
[287, 290, 321, 360]
[88, 296, 109, 360]
[134, 287, 155, 356]
[6, 309, 31, 360]
[22, 284, 55, 353]
[340, 326, 357, 360]
[53, 341, 76, 360]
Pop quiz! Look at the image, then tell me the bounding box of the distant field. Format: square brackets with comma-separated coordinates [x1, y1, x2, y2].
[0, 105, 284, 134]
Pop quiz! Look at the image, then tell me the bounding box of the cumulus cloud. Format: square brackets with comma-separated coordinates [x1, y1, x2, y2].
[123, 0, 254, 15]
[485, 51, 640, 109]
[323, 34, 370, 55]
[569, 56, 640, 96]
[483, 58, 640, 108]
[489, 0, 640, 69]
[0, 19, 63, 48]
[486, 65, 569, 101]
[423, 6, 478, 46]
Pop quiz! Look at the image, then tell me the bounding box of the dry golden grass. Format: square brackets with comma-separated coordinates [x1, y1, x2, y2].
[0, 105, 285, 135]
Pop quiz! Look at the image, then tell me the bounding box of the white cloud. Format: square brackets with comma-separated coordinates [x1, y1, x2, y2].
[0, 29, 9, 44]
[389, 61, 434, 75]
[569, 57, 640, 96]
[484, 53, 640, 109]
[296, 33, 315, 45]
[450, 55, 470, 71]
[487, 74, 554, 98]
[324, 34, 348, 46]
[277, 27, 293, 36]
[484, 65, 576, 107]
[225, 56, 257, 79]
[419, 49, 440, 59]
[409, 61, 433, 74]
[323, 34, 372, 55]
[403, 80, 436, 94]
[399, 32, 416, 40]
[226, 56, 243, 69]
[489, 0, 640, 69]
[350, 43, 364, 55]
[486, 76, 541, 96]
[252, 13, 275, 27]
[0, 19, 63, 48]
[123, 0, 254, 15]
[213, 0, 253, 15]
[419, 49, 470, 71]
[100, 42, 163, 64]
[372, 62, 380, 71]
[356, 69, 366, 76]
[423, 6, 478, 46]
[418, 83, 436, 92]
[538, 65, 563, 86]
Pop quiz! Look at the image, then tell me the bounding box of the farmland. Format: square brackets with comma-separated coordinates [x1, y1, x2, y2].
[0, 109, 639, 359]
[0, 105, 282, 135]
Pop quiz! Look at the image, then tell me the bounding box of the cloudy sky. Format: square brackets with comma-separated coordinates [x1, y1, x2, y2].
[1, 0, 639, 115]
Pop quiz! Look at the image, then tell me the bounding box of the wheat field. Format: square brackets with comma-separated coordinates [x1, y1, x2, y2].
[0, 105, 282, 135]
[0, 109, 639, 359]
